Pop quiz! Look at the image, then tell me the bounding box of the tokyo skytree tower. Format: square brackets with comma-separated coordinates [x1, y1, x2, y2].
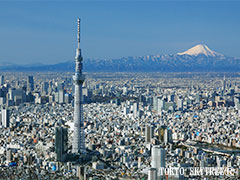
[72, 18, 86, 154]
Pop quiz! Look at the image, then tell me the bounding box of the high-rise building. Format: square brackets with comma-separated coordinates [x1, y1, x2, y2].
[58, 89, 65, 104]
[164, 128, 173, 144]
[148, 168, 157, 180]
[27, 76, 34, 92]
[153, 96, 158, 111]
[54, 92, 59, 103]
[82, 87, 89, 103]
[0, 97, 6, 105]
[151, 145, 166, 179]
[177, 98, 183, 111]
[157, 99, 165, 112]
[55, 127, 68, 162]
[41, 82, 49, 95]
[122, 87, 128, 95]
[1, 107, 10, 128]
[64, 93, 71, 104]
[72, 18, 86, 154]
[76, 166, 86, 180]
[6, 149, 12, 163]
[0, 75, 4, 86]
[223, 75, 226, 92]
[168, 94, 175, 102]
[145, 125, 154, 144]
[133, 102, 139, 118]
[57, 82, 64, 91]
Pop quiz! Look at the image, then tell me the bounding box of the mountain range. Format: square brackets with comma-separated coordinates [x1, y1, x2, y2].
[1, 44, 240, 72]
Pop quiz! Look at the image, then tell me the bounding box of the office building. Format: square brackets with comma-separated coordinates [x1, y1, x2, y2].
[157, 99, 165, 113]
[133, 102, 139, 118]
[58, 90, 65, 104]
[55, 127, 68, 162]
[0, 75, 4, 86]
[1, 107, 10, 128]
[148, 168, 157, 180]
[145, 125, 154, 144]
[27, 76, 34, 92]
[151, 145, 166, 179]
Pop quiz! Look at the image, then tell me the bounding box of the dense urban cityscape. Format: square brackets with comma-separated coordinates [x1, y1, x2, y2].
[1, 2, 240, 178]
[0, 71, 240, 179]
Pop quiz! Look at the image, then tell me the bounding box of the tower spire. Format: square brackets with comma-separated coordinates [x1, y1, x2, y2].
[72, 18, 86, 155]
[75, 18, 82, 68]
[77, 18, 80, 49]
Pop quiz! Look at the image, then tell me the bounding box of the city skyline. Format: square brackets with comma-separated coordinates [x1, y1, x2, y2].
[0, 1, 240, 64]
[0, 1, 240, 179]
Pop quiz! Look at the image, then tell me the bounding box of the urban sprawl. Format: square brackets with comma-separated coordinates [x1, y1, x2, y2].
[0, 72, 240, 180]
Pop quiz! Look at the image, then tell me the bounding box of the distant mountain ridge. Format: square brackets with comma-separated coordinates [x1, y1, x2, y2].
[1, 44, 240, 72]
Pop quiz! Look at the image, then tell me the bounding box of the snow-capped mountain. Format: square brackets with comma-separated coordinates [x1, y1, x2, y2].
[177, 44, 223, 57]
[1, 44, 240, 72]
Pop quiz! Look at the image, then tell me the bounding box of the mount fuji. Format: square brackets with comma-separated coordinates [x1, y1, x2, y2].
[177, 44, 223, 57]
[1, 44, 240, 72]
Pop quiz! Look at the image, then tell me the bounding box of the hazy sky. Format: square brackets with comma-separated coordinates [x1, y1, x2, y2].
[0, 1, 240, 64]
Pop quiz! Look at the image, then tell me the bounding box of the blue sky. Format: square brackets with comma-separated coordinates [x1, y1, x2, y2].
[0, 1, 240, 64]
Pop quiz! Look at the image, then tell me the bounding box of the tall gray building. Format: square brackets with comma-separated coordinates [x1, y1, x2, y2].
[153, 96, 158, 111]
[72, 18, 86, 154]
[55, 127, 68, 162]
[58, 89, 65, 104]
[1, 107, 10, 128]
[145, 125, 154, 144]
[133, 102, 139, 118]
[157, 98, 165, 113]
[151, 145, 166, 179]
[27, 76, 34, 92]
[0, 75, 4, 86]
[177, 98, 183, 111]
[223, 75, 226, 92]
[41, 81, 49, 95]
[148, 168, 157, 180]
